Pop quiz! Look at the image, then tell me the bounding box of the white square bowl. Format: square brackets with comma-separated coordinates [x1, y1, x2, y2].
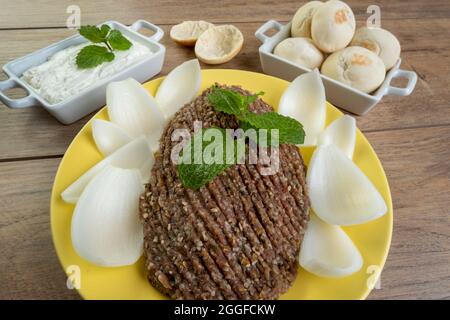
[0, 20, 165, 124]
[255, 20, 417, 115]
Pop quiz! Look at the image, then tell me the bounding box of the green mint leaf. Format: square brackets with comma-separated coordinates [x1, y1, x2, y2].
[208, 86, 247, 117]
[238, 120, 278, 146]
[79, 25, 106, 43]
[237, 120, 265, 145]
[177, 128, 237, 189]
[207, 87, 263, 116]
[178, 88, 305, 189]
[242, 112, 305, 145]
[107, 30, 132, 51]
[208, 87, 264, 118]
[244, 91, 264, 106]
[207, 87, 304, 145]
[76, 25, 131, 69]
[76, 45, 114, 69]
[178, 162, 232, 190]
[100, 25, 111, 38]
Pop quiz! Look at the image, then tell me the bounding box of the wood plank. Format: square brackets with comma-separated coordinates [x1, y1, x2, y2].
[1, 21, 450, 159]
[0, 158, 78, 299]
[0, 126, 448, 299]
[0, 0, 449, 29]
[2, 18, 449, 65]
[358, 49, 450, 131]
[365, 126, 450, 299]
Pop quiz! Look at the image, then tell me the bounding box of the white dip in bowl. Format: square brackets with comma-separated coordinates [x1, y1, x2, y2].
[21, 38, 152, 104]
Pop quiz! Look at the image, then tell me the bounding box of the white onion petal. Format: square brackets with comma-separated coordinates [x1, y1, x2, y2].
[61, 137, 154, 204]
[107, 78, 165, 151]
[92, 119, 132, 156]
[278, 69, 326, 146]
[300, 214, 363, 278]
[155, 59, 201, 119]
[71, 166, 144, 267]
[307, 145, 387, 226]
[318, 115, 356, 159]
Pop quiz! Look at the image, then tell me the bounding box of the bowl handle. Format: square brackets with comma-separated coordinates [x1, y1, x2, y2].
[0, 78, 37, 109]
[385, 68, 417, 96]
[129, 20, 164, 42]
[255, 20, 284, 44]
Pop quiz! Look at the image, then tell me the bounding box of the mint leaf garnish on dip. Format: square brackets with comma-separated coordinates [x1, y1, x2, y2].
[76, 25, 132, 69]
[76, 45, 114, 69]
[79, 25, 110, 43]
[108, 30, 133, 50]
[207, 86, 263, 118]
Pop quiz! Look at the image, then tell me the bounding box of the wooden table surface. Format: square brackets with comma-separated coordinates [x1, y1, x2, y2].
[0, 0, 449, 300]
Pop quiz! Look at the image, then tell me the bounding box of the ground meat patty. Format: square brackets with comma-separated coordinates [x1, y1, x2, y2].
[139, 85, 310, 300]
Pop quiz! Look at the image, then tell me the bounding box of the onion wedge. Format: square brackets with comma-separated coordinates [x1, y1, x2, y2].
[300, 214, 363, 278]
[155, 59, 201, 119]
[71, 166, 144, 267]
[278, 69, 326, 146]
[107, 78, 165, 151]
[61, 137, 153, 204]
[307, 145, 387, 225]
[92, 119, 132, 156]
[318, 115, 356, 159]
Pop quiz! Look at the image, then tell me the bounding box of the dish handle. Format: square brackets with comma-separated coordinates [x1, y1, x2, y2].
[384, 68, 417, 96]
[255, 20, 284, 44]
[0, 78, 37, 109]
[129, 20, 164, 42]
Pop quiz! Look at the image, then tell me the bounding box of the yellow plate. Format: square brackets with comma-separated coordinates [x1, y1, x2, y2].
[51, 69, 392, 300]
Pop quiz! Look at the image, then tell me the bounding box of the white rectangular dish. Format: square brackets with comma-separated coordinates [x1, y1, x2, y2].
[0, 20, 165, 124]
[255, 20, 417, 115]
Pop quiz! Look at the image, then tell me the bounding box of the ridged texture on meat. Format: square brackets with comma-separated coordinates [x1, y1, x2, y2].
[139, 86, 310, 300]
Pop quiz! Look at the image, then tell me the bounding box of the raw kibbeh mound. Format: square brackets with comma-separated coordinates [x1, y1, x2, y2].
[139, 86, 310, 299]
